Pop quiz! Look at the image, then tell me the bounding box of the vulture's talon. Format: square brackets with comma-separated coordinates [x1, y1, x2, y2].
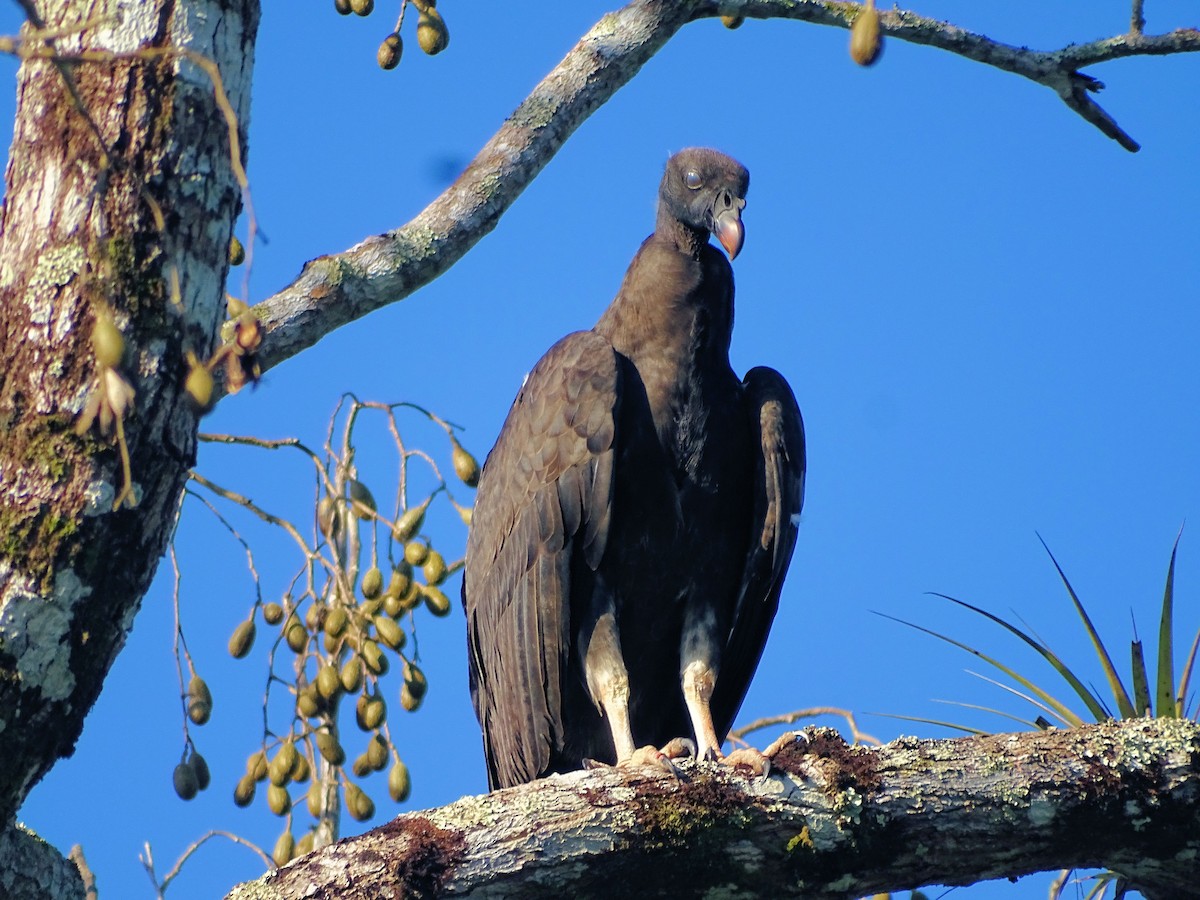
[661, 737, 696, 759]
[620, 745, 680, 777]
[764, 730, 806, 758]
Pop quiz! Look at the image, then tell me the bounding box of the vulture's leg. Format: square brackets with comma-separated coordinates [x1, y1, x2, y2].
[580, 607, 637, 763]
[680, 637, 771, 776]
[579, 587, 675, 774]
[680, 605, 725, 761]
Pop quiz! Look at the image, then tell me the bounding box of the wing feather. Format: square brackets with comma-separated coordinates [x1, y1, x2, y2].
[462, 331, 620, 788]
[711, 366, 806, 737]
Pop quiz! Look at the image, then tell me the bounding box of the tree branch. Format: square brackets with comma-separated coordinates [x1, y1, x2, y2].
[248, 1, 1198, 382]
[226, 719, 1200, 900]
[252, 0, 697, 376]
[731, 2, 1199, 152]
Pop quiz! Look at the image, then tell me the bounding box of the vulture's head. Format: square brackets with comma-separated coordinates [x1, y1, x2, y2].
[659, 148, 750, 260]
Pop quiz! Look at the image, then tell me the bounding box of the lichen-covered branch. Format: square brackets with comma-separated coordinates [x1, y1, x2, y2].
[226, 719, 1200, 900]
[251, 0, 1198, 379]
[252, 0, 698, 376]
[732, 1, 1199, 152]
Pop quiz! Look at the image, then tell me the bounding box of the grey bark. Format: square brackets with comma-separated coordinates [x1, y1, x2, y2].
[0, 0, 258, 844]
[0, 824, 85, 900]
[228, 720, 1200, 900]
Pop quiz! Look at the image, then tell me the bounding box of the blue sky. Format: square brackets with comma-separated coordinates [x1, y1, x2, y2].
[8, 3, 1199, 898]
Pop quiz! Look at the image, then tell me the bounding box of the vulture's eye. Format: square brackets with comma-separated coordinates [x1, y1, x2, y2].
[684, 170, 703, 190]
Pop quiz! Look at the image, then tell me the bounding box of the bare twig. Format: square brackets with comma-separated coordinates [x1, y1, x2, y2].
[712, 3, 1197, 149]
[168, 545, 196, 731]
[249, 0, 1199, 382]
[188, 471, 321, 566]
[183, 490, 266, 614]
[729, 706, 882, 746]
[140, 840, 164, 900]
[1132, 0, 1146, 35]
[143, 831, 272, 897]
[198, 432, 324, 466]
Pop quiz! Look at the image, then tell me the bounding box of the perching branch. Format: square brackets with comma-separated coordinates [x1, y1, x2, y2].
[227, 718, 1200, 900]
[250, 0, 1197, 381]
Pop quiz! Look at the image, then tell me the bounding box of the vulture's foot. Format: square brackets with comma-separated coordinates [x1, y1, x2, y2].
[619, 745, 681, 777]
[584, 745, 682, 778]
[722, 747, 771, 780]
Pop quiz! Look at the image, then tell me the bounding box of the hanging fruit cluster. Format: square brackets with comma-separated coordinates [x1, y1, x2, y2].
[169, 673, 214, 802]
[174, 398, 477, 869]
[332, 0, 450, 72]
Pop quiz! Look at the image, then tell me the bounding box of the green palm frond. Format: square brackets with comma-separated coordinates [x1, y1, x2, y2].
[1177, 623, 1200, 717]
[869, 711, 989, 736]
[931, 592, 1110, 723]
[1036, 534, 1137, 719]
[930, 696, 1044, 730]
[895, 531, 1191, 734]
[878, 612, 1087, 728]
[1130, 637, 1151, 717]
[1156, 528, 1182, 716]
[961, 670, 1068, 728]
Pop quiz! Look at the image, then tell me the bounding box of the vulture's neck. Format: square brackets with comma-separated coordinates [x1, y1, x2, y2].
[655, 205, 708, 259]
[595, 212, 737, 457]
[596, 215, 734, 365]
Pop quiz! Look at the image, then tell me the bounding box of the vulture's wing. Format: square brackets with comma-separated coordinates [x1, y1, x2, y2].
[712, 366, 806, 736]
[463, 331, 620, 789]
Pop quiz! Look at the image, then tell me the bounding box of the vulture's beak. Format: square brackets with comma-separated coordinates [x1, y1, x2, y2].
[710, 194, 745, 260]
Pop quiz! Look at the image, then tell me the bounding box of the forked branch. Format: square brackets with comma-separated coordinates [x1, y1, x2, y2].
[249, 0, 1197, 380]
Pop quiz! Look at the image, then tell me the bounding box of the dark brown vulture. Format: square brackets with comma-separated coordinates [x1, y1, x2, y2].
[462, 148, 805, 790]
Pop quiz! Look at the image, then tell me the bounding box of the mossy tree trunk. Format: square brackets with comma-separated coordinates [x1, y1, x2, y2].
[0, 0, 259, 879]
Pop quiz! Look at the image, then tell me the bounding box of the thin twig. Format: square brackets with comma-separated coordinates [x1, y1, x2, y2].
[188, 471, 323, 566]
[139, 840, 164, 900]
[729, 706, 882, 746]
[199, 432, 317, 456]
[150, 831, 273, 895]
[198, 431, 337, 501]
[183, 489, 266, 613]
[168, 545, 192, 730]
